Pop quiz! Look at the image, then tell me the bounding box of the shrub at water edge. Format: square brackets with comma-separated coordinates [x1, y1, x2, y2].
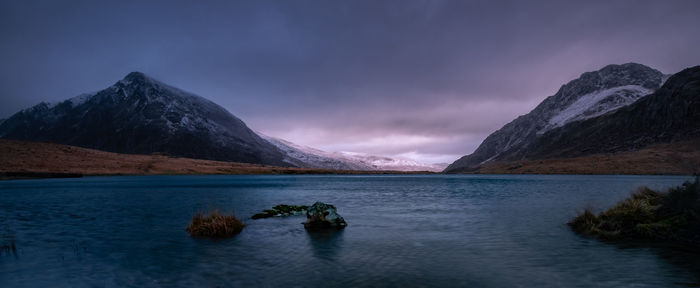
[569, 177, 700, 243]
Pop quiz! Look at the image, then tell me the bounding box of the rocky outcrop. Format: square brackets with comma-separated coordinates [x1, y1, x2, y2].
[303, 202, 347, 230]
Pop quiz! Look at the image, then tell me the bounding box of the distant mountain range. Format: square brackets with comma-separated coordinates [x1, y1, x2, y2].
[0, 72, 444, 171]
[259, 133, 447, 172]
[445, 63, 700, 173]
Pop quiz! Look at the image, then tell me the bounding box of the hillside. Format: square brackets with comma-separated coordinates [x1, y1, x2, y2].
[472, 139, 700, 175]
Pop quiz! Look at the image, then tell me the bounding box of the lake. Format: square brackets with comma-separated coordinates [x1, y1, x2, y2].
[0, 174, 697, 287]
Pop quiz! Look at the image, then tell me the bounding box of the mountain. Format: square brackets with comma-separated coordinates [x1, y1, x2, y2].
[260, 134, 447, 172]
[445, 63, 678, 172]
[519, 65, 700, 160]
[0, 72, 289, 166]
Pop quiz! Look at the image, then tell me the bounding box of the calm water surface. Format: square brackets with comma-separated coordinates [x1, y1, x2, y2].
[0, 174, 697, 287]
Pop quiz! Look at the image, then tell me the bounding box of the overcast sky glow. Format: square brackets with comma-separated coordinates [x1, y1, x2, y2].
[1, 0, 699, 164]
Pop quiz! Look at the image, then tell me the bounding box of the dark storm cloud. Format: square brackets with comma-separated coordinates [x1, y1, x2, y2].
[1, 0, 699, 163]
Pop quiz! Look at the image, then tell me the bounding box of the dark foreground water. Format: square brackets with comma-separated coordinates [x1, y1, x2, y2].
[0, 175, 698, 287]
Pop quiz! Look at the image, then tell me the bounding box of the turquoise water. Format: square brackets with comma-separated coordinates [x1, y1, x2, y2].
[0, 174, 697, 287]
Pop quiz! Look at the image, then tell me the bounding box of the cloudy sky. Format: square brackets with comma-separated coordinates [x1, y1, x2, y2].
[1, 0, 699, 164]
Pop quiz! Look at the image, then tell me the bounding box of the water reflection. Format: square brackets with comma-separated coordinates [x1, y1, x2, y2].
[0, 238, 18, 259]
[643, 245, 700, 286]
[655, 249, 700, 286]
[306, 229, 344, 261]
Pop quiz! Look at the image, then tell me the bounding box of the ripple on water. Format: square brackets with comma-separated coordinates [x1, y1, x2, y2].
[0, 174, 697, 287]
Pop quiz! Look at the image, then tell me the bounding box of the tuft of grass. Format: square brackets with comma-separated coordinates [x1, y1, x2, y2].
[569, 209, 601, 235]
[569, 177, 700, 242]
[186, 210, 244, 238]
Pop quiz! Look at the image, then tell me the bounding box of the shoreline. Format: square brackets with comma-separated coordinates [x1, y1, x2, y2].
[0, 170, 438, 181]
[1, 171, 695, 182]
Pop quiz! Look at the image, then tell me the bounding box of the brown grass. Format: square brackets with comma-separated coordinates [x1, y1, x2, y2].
[186, 210, 245, 238]
[0, 139, 428, 177]
[474, 139, 700, 175]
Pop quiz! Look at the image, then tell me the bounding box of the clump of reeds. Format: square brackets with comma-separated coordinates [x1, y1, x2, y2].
[569, 177, 700, 242]
[186, 210, 245, 238]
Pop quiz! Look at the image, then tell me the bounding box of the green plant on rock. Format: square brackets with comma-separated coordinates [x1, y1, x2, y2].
[251, 204, 308, 219]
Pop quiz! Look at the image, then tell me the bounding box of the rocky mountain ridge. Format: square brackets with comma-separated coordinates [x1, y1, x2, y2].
[446, 63, 667, 172]
[446, 64, 699, 173]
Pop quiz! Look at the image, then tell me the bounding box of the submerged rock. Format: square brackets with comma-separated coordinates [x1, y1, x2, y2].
[304, 202, 347, 230]
[251, 204, 308, 219]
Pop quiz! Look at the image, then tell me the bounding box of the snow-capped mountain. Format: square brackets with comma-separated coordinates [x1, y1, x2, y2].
[260, 134, 446, 172]
[446, 63, 666, 172]
[0, 72, 289, 166]
[520, 65, 700, 161]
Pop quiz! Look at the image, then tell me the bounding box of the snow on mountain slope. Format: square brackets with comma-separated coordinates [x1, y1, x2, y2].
[258, 133, 374, 170]
[340, 152, 448, 172]
[259, 134, 446, 172]
[66, 93, 95, 107]
[543, 85, 653, 131]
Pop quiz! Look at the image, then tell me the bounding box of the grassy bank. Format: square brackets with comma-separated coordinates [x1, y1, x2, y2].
[460, 139, 700, 175]
[569, 177, 700, 244]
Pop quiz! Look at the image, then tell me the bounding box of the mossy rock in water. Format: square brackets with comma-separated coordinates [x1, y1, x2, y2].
[569, 177, 700, 243]
[251, 204, 308, 219]
[304, 202, 347, 230]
